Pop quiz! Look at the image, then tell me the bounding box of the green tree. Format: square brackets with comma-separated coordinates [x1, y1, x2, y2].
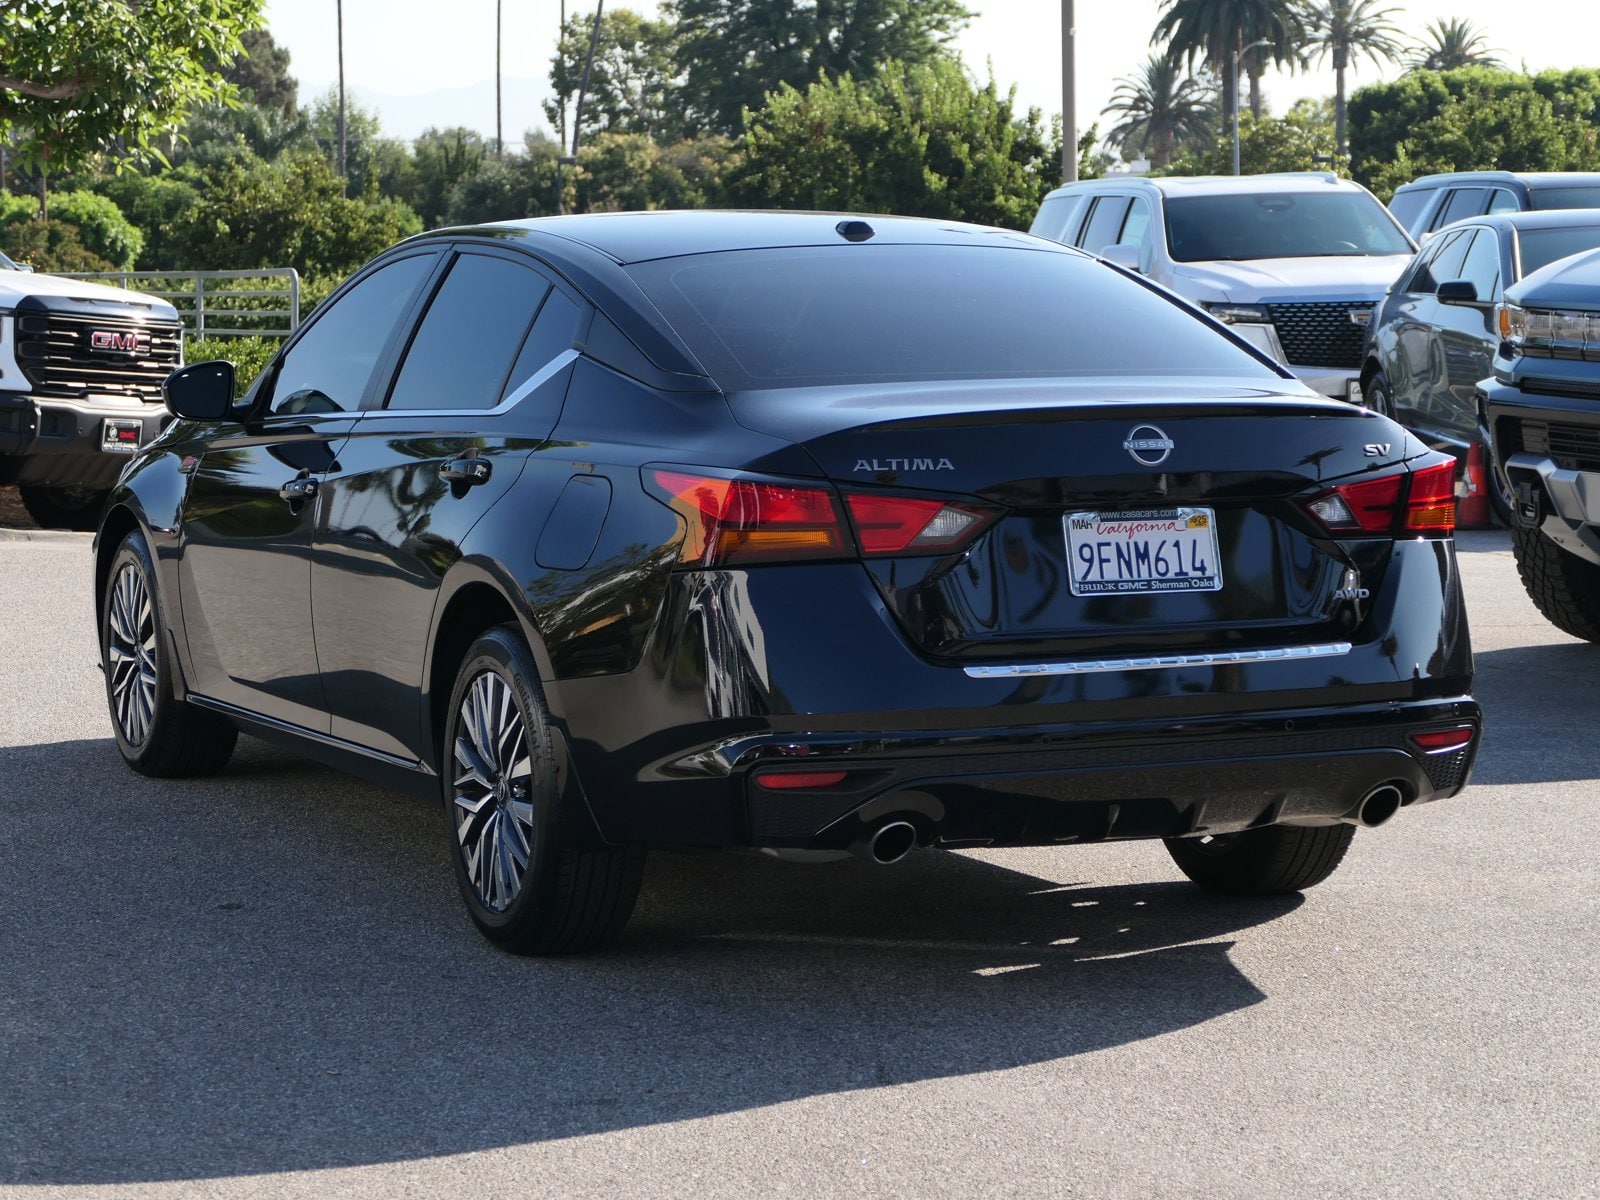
[0, 218, 114, 272]
[92, 173, 206, 269]
[1171, 97, 1340, 175]
[668, 0, 972, 137]
[400, 128, 493, 229]
[0, 0, 265, 214]
[173, 101, 312, 170]
[1153, 0, 1305, 128]
[305, 89, 413, 202]
[571, 132, 735, 211]
[545, 8, 678, 145]
[444, 134, 563, 225]
[1408, 19, 1502, 71]
[1102, 56, 1217, 168]
[222, 28, 298, 116]
[46, 190, 143, 269]
[725, 60, 1056, 230]
[1303, 0, 1405, 155]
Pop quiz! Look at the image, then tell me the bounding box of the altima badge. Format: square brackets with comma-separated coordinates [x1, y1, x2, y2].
[1123, 425, 1175, 467]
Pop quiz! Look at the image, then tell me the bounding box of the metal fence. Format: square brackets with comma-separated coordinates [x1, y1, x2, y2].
[58, 268, 301, 339]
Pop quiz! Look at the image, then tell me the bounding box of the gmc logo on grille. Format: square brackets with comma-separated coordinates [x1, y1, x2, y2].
[89, 330, 150, 354]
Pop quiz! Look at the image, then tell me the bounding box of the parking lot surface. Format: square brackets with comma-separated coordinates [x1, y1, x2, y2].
[1, 528, 1596, 1199]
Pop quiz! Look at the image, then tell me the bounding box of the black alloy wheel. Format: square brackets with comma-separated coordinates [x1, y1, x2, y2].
[444, 626, 644, 954]
[1164, 824, 1356, 894]
[20, 485, 110, 531]
[101, 531, 237, 776]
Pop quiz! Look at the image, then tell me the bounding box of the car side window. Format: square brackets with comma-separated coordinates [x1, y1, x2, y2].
[386, 252, 552, 411]
[503, 288, 583, 399]
[1456, 229, 1503, 302]
[1078, 197, 1131, 255]
[1030, 194, 1087, 245]
[1386, 188, 1431, 233]
[268, 254, 434, 416]
[1406, 229, 1466, 295]
[1433, 187, 1489, 230]
[1487, 188, 1520, 216]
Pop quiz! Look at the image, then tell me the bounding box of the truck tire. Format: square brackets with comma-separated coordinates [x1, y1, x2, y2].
[1164, 824, 1356, 895]
[1511, 525, 1600, 642]
[20, 485, 110, 531]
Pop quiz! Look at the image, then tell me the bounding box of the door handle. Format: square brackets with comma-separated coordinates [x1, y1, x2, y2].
[440, 456, 492, 485]
[279, 474, 319, 502]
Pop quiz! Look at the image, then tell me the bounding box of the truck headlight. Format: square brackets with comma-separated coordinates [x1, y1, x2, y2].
[1202, 302, 1272, 325]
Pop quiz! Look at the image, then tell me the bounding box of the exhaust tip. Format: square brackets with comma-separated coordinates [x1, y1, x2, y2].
[1357, 783, 1404, 828]
[867, 820, 918, 864]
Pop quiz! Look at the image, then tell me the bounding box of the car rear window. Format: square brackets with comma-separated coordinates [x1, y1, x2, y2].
[1163, 191, 1413, 262]
[1530, 187, 1600, 211]
[627, 244, 1279, 390]
[1517, 226, 1600, 276]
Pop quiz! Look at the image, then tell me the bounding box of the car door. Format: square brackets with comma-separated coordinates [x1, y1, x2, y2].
[1389, 229, 1471, 433]
[177, 251, 439, 730]
[1429, 226, 1505, 446]
[309, 247, 588, 762]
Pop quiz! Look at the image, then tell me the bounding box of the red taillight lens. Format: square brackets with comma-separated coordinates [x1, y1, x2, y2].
[1304, 458, 1457, 537]
[650, 470, 849, 566]
[844, 493, 998, 556]
[1410, 727, 1474, 753]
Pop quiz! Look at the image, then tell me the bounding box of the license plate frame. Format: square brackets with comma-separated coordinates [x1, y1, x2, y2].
[100, 418, 143, 454]
[1064, 507, 1224, 597]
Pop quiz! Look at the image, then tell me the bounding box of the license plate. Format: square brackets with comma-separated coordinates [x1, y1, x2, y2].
[1064, 507, 1223, 596]
[101, 418, 142, 454]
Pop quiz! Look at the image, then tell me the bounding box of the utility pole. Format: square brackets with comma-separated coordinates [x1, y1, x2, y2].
[336, 0, 347, 187]
[496, 0, 504, 158]
[1060, 0, 1076, 183]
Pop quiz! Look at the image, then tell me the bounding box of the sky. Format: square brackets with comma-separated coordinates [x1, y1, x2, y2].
[261, 0, 1579, 146]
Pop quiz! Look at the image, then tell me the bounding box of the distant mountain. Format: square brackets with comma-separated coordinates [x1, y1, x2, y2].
[304, 76, 558, 144]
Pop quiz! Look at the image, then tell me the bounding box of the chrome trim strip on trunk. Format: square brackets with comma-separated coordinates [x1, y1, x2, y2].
[963, 642, 1354, 679]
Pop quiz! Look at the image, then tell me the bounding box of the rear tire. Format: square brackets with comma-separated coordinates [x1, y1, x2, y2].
[1511, 524, 1600, 642]
[1164, 824, 1356, 895]
[21, 485, 109, 531]
[444, 626, 644, 954]
[1365, 372, 1395, 420]
[101, 531, 238, 776]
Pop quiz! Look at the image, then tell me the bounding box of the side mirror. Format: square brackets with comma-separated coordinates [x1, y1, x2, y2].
[164, 360, 236, 420]
[1098, 244, 1142, 273]
[1437, 279, 1481, 306]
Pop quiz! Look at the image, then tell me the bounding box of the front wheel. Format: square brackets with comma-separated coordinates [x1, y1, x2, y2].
[21, 485, 109, 531]
[1364, 372, 1395, 421]
[1511, 524, 1600, 642]
[1164, 824, 1356, 895]
[444, 626, 644, 954]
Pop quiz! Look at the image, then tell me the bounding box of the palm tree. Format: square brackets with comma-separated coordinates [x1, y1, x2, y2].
[1409, 18, 1503, 71]
[1103, 56, 1218, 168]
[1154, 0, 1305, 133]
[1304, 0, 1405, 155]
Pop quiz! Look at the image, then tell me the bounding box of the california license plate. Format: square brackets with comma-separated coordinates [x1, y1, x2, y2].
[1064, 507, 1223, 596]
[101, 418, 142, 454]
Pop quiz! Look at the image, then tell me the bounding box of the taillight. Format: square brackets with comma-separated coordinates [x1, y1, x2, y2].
[649, 470, 849, 566]
[648, 468, 1002, 566]
[1303, 458, 1456, 537]
[844, 493, 998, 556]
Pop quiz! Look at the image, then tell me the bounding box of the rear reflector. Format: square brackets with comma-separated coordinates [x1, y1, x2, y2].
[1409, 728, 1474, 753]
[756, 771, 850, 790]
[1304, 457, 1456, 537]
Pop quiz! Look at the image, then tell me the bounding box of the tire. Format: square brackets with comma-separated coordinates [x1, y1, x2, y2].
[101, 531, 238, 776]
[1365, 372, 1395, 420]
[1510, 524, 1600, 642]
[443, 626, 644, 955]
[1164, 824, 1356, 895]
[21, 485, 110, 531]
[1484, 440, 1513, 528]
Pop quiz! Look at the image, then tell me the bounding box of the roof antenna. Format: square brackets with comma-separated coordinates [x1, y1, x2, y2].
[836, 219, 875, 242]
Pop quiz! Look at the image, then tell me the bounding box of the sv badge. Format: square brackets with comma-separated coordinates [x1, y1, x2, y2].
[1363, 443, 1391, 457]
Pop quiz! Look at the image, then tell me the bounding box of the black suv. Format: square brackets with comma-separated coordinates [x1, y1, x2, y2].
[1388, 172, 1600, 241]
[1485, 246, 1600, 639]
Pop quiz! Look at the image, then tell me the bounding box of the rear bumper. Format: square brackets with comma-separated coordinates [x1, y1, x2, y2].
[0, 391, 167, 488]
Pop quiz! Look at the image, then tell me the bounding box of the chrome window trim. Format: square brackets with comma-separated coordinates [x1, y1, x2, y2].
[963, 642, 1354, 679]
[372, 347, 580, 420]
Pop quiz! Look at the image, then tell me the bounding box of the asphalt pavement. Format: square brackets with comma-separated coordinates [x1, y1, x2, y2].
[1, 528, 1596, 1199]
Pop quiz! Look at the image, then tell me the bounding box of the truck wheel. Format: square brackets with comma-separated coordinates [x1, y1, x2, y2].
[1511, 524, 1600, 642]
[1164, 824, 1355, 895]
[20, 485, 109, 531]
[102, 531, 238, 776]
[444, 626, 644, 955]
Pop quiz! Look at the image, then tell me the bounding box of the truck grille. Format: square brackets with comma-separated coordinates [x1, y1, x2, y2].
[1518, 419, 1600, 472]
[1266, 302, 1370, 370]
[13, 312, 182, 403]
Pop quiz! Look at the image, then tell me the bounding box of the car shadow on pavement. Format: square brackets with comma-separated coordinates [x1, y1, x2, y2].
[1, 736, 1299, 1186]
[1466, 641, 1600, 785]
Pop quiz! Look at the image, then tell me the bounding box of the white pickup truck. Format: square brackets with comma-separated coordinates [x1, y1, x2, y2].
[0, 252, 182, 528]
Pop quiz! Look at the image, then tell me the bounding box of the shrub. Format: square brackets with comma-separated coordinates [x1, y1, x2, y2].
[47, 191, 144, 270]
[0, 219, 114, 273]
[186, 335, 280, 393]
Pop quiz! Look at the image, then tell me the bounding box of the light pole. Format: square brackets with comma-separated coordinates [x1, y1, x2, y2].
[1231, 38, 1271, 176]
[1060, 0, 1076, 183]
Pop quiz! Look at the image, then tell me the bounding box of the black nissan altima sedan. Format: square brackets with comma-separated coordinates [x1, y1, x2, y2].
[94, 211, 1480, 953]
